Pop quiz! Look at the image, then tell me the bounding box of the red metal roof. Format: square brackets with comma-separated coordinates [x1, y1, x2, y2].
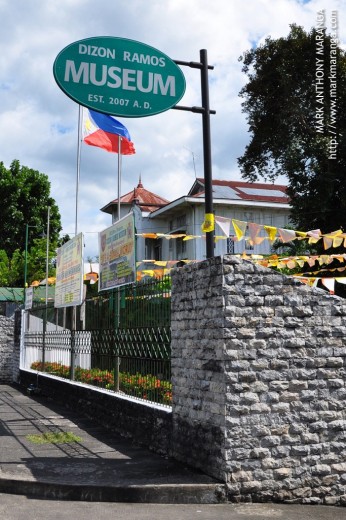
[101, 179, 169, 214]
[190, 178, 289, 203]
[101, 177, 289, 216]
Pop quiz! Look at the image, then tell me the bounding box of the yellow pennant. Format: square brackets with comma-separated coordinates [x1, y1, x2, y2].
[232, 219, 247, 240]
[333, 236, 344, 248]
[264, 225, 277, 242]
[201, 213, 215, 232]
[141, 233, 158, 239]
[298, 277, 317, 287]
[308, 236, 321, 244]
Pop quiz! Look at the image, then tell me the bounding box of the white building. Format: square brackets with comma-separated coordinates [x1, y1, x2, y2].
[101, 177, 291, 262]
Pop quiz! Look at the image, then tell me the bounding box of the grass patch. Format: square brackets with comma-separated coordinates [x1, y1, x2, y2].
[26, 431, 82, 444]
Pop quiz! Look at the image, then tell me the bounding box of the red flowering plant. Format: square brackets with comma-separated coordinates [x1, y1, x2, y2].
[31, 361, 70, 378]
[119, 372, 172, 404]
[30, 362, 172, 405]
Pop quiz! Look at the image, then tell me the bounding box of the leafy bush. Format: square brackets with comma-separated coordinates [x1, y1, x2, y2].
[30, 361, 172, 405]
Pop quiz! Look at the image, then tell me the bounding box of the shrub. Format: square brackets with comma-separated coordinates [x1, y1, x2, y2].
[30, 362, 172, 405]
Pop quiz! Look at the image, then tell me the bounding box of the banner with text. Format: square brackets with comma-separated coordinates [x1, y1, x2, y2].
[99, 213, 136, 291]
[55, 233, 84, 308]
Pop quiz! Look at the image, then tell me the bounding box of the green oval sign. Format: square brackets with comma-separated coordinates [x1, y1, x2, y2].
[53, 36, 186, 118]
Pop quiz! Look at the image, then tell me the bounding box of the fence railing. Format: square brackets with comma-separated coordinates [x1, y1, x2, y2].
[22, 276, 172, 406]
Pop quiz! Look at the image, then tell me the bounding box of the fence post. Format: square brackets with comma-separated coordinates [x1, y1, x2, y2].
[114, 289, 120, 392]
[70, 306, 76, 380]
[42, 306, 46, 370]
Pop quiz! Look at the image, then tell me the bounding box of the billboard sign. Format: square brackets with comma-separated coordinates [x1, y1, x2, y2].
[55, 233, 84, 308]
[53, 36, 186, 117]
[99, 213, 135, 290]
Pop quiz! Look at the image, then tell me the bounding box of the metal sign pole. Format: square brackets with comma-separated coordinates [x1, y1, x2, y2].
[75, 105, 82, 236]
[200, 49, 214, 258]
[173, 50, 215, 258]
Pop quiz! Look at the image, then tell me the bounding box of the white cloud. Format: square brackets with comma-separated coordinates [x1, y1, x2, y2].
[0, 0, 345, 258]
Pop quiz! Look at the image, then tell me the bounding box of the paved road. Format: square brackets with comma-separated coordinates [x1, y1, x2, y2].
[0, 494, 345, 520]
[1, 385, 345, 518]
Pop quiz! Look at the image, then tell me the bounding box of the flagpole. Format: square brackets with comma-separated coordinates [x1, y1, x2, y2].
[114, 133, 122, 392]
[75, 105, 82, 235]
[117, 134, 121, 221]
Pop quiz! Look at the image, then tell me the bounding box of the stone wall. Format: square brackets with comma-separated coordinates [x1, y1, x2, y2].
[170, 257, 227, 481]
[0, 315, 15, 383]
[13, 310, 22, 383]
[171, 255, 346, 505]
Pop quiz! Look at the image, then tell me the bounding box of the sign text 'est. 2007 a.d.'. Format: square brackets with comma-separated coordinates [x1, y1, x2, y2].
[53, 36, 186, 117]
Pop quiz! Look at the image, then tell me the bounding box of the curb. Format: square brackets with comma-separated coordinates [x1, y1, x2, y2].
[0, 476, 227, 504]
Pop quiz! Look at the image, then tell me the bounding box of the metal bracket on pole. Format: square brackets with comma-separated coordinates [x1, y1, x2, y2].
[173, 50, 215, 258]
[173, 105, 216, 115]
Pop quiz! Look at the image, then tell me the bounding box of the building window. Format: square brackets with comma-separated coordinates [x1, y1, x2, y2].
[145, 238, 162, 260]
[176, 232, 187, 259]
[176, 214, 187, 228]
[145, 238, 152, 259]
[227, 237, 235, 254]
[153, 240, 162, 261]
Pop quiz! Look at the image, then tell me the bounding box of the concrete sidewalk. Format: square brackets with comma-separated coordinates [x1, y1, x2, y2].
[0, 384, 224, 503]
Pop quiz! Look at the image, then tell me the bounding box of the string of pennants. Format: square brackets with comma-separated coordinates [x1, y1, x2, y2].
[136, 260, 196, 280]
[293, 277, 346, 294]
[136, 254, 346, 293]
[244, 252, 346, 295]
[136, 217, 346, 250]
[137, 254, 346, 275]
[136, 216, 346, 292]
[250, 253, 346, 271]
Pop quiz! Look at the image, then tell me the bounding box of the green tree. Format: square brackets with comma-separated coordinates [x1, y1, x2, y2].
[0, 235, 60, 288]
[25, 237, 57, 284]
[0, 159, 63, 287]
[0, 160, 62, 257]
[238, 25, 346, 237]
[0, 251, 11, 286]
[0, 249, 25, 287]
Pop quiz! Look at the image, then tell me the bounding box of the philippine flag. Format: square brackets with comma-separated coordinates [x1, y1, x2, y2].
[82, 108, 135, 155]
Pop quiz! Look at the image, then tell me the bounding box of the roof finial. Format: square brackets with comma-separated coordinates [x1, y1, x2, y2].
[137, 173, 143, 189]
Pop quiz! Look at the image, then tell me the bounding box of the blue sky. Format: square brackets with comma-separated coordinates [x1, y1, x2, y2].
[0, 0, 345, 259]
